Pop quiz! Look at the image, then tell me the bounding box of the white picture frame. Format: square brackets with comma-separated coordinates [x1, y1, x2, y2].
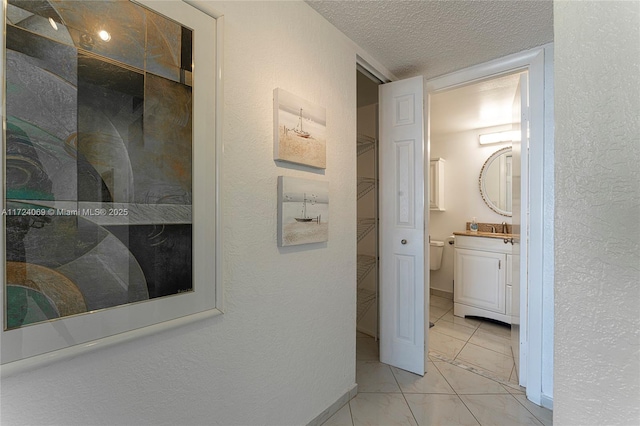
[0, 0, 223, 373]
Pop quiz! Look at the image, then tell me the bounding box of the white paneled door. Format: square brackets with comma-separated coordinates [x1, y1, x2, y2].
[378, 76, 426, 375]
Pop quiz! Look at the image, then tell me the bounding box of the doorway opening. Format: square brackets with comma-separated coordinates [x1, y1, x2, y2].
[428, 70, 527, 387]
[355, 64, 530, 384]
[355, 46, 549, 408]
[356, 68, 381, 361]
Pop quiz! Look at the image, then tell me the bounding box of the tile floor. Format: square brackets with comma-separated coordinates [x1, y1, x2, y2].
[323, 296, 552, 426]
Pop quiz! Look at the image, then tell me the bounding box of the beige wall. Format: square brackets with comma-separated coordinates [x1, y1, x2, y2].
[554, 1, 640, 424]
[0, 1, 365, 424]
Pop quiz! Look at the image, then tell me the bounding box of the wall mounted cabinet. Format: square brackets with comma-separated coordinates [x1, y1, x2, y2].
[429, 158, 445, 211]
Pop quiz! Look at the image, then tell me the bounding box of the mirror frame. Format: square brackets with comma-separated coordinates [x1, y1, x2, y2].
[479, 147, 512, 217]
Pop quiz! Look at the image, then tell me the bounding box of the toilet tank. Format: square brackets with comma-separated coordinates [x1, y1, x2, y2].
[430, 240, 445, 271]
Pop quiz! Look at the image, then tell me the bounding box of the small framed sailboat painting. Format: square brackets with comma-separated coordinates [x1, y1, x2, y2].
[274, 88, 327, 169]
[278, 176, 329, 246]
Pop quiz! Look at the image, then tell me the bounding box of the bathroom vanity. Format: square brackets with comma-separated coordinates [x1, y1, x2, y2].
[453, 232, 514, 324]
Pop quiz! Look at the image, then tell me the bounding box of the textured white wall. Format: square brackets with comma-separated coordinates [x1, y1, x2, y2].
[429, 128, 512, 293]
[0, 1, 361, 425]
[554, 2, 640, 424]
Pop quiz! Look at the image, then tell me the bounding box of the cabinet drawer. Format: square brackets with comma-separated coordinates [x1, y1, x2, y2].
[455, 235, 511, 253]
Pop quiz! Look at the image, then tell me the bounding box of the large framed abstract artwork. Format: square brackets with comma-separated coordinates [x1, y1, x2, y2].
[0, 0, 222, 370]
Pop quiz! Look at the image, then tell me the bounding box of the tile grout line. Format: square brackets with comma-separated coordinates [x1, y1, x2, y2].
[354, 336, 548, 426]
[437, 311, 515, 380]
[431, 326, 549, 425]
[389, 364, 420, 426]
[355, 314, 542, 425]
[510, 394, 549, 426]
[462, 339, 516, 360]
[439, 354, 515, 386]
[504, 392, 546, 426]
[431, 359, 483, 426]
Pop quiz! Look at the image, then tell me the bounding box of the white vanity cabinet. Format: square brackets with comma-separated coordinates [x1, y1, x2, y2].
[454, 235, 512, 324]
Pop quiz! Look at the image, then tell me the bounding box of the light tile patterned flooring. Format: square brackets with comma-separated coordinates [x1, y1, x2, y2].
[323, 296, 552, 426]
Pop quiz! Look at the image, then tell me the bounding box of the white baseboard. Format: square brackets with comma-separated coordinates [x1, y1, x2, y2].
[307, 384, 358, 426]
[430, 288, 453, 300]
[540, 394, 553, 410]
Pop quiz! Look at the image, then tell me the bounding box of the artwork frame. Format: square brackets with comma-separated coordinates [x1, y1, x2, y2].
[0, 0, 223, 372]
[273, 88, 327, 169]
[278, 176, 329, 247]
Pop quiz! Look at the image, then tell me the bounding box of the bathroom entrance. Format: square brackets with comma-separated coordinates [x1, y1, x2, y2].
[356, 64, 523, 380]
[356, 46, 549, 406]
[427, 69, 527, 387]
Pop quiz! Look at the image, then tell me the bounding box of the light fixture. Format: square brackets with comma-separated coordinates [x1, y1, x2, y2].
[478, 130, 521, 145]
[48, 17, 58, 30]
[98, 30, 111, 42]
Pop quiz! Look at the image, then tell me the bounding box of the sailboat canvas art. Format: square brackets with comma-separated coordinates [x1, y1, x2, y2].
[278, 176, 329, 246]
[274, 88, 326, 169]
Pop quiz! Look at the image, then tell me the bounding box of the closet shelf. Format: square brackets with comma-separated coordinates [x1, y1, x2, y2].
[357, 254, 376, 284]
[357, 289, 376, 322]
[357, 134, 376, 156]
[357, 218, 376, 242]
[357, 177, 376, 200]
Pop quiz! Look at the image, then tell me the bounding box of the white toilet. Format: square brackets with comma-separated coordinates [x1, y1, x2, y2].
[429, 240, 445, 270]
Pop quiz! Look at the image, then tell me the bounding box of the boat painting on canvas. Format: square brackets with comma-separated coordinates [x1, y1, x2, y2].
[273, 88, 326, 169]
[278, 176, 328, 246]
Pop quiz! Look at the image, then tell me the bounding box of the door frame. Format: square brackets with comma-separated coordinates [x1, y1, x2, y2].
[357, 58, 430, 374]
[356, 46, 554, 407]
[425, 46, 549, 406]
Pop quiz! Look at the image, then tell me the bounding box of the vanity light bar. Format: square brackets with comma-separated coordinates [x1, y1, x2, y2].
[478, 130, 521, 145]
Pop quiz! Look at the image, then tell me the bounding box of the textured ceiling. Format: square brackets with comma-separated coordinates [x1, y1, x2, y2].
[306, 0, 554, 79]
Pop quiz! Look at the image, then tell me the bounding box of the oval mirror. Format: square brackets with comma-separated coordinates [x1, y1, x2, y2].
[479, 147, 512, 217]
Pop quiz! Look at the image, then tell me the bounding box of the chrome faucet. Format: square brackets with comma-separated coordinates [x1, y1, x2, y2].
[489, 225, 496, 233]
[502, 221, 508, 234]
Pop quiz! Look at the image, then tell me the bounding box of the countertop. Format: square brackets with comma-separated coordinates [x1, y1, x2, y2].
[453, 231, 517, 240]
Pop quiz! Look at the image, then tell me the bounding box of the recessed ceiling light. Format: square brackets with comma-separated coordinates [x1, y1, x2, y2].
[98, 30, 111, 42]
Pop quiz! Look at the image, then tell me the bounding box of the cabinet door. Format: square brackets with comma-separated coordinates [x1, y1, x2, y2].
[429, 161, 437, 209]
[505, 254, 513, 316]
[506, 254, 513, 285]
[454, 248, 506, 313]
[429, 159, 445, 211]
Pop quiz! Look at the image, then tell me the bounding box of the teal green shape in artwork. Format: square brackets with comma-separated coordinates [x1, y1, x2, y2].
[6, 120, 30, 140]
[6, 285, 59, 329]
[6, 188, 55, 201]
